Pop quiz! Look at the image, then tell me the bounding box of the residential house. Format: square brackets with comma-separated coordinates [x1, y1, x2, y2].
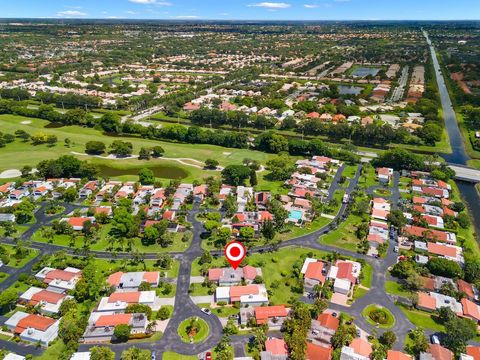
[96, 291, 157, 312]
[208, 266, 261, 286]
[107, 271, 160, 290]
[19, 287, 73, 316]
[4, 312, 59, 346]
[309, 313, 339, 346]
[62, 217, 96, 231]
[420, 344, 454, 360]
[255, 306, 288, 328]
[328, 260, 361, 295]
[340, 339, 372, 360]
[261, 338, 288, 360]
[306, 343, 333, 360]
[303, 260, 327, 292]
[82, 313, 147, 343]
[35, 267, 82, 293]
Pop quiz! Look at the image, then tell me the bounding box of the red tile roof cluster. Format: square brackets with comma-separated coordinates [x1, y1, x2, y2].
[317, 313, 339, 331]
[265, 338, 289, 356]
[305, 262, 326, 283]
[30, 290, 65, 306]
[107, 292, 141, 303]
[306, 342, 332, 360]
[95, 313, 132, 327]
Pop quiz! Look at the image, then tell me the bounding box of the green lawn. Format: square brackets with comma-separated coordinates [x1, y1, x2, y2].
[33, 339, 66, 360]
[189, 283, 213, 296]
[0, 272, 9, 284]
[162, 352, 197, 360]
[362, 304, 396, 328]
[197, 303, 240, 318]
[360, 264, 373, 288]
[320, 214, 364, 252]
[398, 304, 444, 332]
[178, 318, 210, 343]
[385, 281, 411, 298]
[0, 245, 38, 268]
[0, 115, 277, 183]
[31, 224, 190, 254]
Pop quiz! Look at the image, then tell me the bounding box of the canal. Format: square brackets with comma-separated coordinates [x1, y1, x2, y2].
[424, 30, 480, 239]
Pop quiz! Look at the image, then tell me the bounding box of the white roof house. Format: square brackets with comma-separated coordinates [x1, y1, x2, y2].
[4, 354, 26, 360]
[96, 291, 157, 312]
[4, 311, 59, 347]
[70, 353, 91, 360]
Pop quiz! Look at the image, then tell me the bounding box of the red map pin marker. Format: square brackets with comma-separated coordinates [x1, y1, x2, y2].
[224, 241, 246, 270]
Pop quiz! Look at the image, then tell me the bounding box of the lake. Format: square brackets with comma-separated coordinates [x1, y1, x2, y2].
[97, 164, 188, 179]
[351, 67, 381, 78]
[338, 85, 363, 95]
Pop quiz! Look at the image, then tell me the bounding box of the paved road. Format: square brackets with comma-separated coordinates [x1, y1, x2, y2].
[389, 66, 409, 103]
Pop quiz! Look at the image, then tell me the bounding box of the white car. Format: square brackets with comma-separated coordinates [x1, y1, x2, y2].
[201, 308, 212, 315]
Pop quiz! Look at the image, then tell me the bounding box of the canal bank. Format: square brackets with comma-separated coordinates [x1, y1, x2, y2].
[424, 30, 480, 240]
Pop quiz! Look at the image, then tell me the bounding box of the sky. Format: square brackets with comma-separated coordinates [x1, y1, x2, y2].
[1, 0, 479, 21]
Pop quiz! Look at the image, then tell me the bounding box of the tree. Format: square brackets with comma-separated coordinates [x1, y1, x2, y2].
[59, 298, 77, 317]
[464, 259, 480, 284]
[221, 165, 251, 186]
[157, 306, 171, 320]
[379, 331, 397, 349]
[405, 328, 429, 356]
[205, 159, 219, 169]
[85, 141, 106, 155]
[0, 289, 18, 310]
[114, 324, 131, 342]
[125, 303, 152, 320]
[138, 147, 151, 160]
[110, 208, 138, 238]
[261, 220, 276, 241]
[109, 140, 133, 157]
[249, 168, 257, 186]
[143, 226, 159, 245]
[387, 209, 408, 229]
[63, 186, 78, 202]
[427, 258, 463, 278]
[443, 317, 477, 355]
[121, 347, 150, 360]
[239, 226, 255, 241]
[90, 346, 115, 360]
[223, 319, 239, 335]
[138, 168, 155, 185]
[151, 146, 164, 157]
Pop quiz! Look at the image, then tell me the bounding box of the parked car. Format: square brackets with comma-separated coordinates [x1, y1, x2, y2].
[205, 351, 212, 360]
[201, 308, 212, 315]
[431, 335, 440, 345]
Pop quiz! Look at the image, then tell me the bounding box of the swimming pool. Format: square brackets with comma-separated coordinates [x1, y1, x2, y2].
[289, 209, 303, 221]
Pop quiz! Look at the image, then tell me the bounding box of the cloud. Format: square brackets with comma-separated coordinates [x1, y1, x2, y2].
[125, 10, 137, 14]
[128, 0, 172, 5]
[334, 0, 350, 2]
[248, 2, 291, 9]
[56, 10, 87, 17]
[304, 4, 320, 8]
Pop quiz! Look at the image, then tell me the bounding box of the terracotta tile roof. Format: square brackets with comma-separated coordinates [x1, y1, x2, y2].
[336, 261, 356, 283]
[317, 313, 339, 331]
[265, 338, 289, 356]
[67, 217, 91, 228]
[403, 225, 449, 243]
[350, 338, 372, 358]
[44, 269, 79, 283]
[305, 262, 326, 283]
[143, 272, 159, 283]
[306, 342, 332, 360]
[462, 298, 480, 321]
[107, 292, 141, 303]
[95, 313, 132, 327]
[429, 344, 453, 360]
[421, 277, 436, 291]
[30, 290, 65, 305]
[208, 268, 223, 281]
[387, 350, 412, 360]
[255, 306, 288, 323]
[14, 314, 56, 334]
[413, 196, 428, 204]
[467, 346, 480, 360]
[427, 243, 457, 258]
[162, 211, 175, 220]
[259, 211, 273, 222]
[107, 272, 123, 287]
[242, 266, 257, 280]
[458, 279, 475, 299]
[229, 285, 259, 298]
[417, 292, 436, 311]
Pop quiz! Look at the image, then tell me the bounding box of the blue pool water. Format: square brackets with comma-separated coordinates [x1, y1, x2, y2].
[289, 210, 303, 221]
